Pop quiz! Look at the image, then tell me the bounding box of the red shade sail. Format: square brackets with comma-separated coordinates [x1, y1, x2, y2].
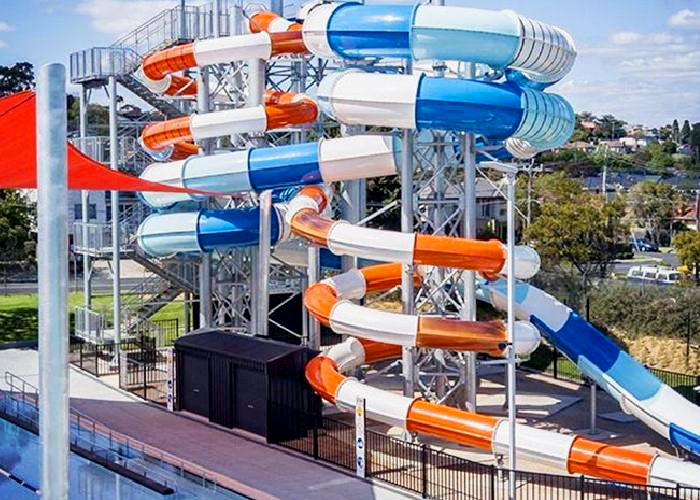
[0, 91, 190, 193]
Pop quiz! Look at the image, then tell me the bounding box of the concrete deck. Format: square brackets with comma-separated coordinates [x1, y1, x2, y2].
[0, 348, 415, 500]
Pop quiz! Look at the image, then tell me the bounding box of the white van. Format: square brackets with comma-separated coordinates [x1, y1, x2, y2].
[626, 265, 681, 285]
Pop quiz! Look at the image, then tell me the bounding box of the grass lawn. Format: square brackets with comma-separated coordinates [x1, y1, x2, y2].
[0, 292, 184, 343]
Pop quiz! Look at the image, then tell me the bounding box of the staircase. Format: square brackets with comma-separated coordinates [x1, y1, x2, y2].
[69, 2, 233, 115]
[73, 202, 197, 339]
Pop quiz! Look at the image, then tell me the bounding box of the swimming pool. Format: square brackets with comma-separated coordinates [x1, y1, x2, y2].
[0, 418, 246, 499]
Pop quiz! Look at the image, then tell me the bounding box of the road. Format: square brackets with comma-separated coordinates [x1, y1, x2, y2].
[611, 251, 680, 276]
[0, 277, 145, 295]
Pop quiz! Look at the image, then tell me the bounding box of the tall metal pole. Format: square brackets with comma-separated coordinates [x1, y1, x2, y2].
[197, 67, 212, 328]
[257, 190, 272, 336]
[270, 0, 283, 15]
[212, 0, 220, 38]
[108, 76, 121, 350]
[461, 61, 477, 412]
[79, 85, 92, 333]
[37, 62, 69, 500]
[180, 0, 187, 41]
[401, 59, 416, 399]
[506, 172, 517, 499]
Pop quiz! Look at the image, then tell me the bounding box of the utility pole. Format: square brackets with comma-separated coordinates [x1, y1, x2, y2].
[601, 146, 608, 200]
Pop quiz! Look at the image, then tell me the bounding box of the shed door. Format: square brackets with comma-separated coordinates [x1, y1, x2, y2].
[181, 353, 209, 418]
[234, 366, 266, 437]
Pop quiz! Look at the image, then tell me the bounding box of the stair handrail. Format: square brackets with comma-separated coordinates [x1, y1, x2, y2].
[2, 370, 226, 492]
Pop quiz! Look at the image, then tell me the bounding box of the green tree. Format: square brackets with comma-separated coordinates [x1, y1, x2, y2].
[661, 140, 677, 154]
[524, 189, 627, 291]
[659, 124, 673, 141]
[595, 114, 626, 140]
[0, 62, 37, 266]
[673, 119, 680, 143]
[690, 123, 700, 163]
[627, 181, 676, 245]
[681, 120, 692, 145]
[674, 231, 700, 284]
[0, 191, 36, 263]
[0, 62, 34, 95]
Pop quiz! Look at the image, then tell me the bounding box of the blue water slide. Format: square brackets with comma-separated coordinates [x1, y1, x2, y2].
[477, 279, 700, 456]
[317, 71, 575, 154]
[303, 3, 576, 83]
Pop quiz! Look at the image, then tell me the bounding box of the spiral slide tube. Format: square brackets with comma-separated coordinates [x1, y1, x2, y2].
[303, 3, 576, 84]
[317, 70, 574, 158]
[304, 273, 700, 488]
[286, 186, 541, 279]
[139, 11, 305, 96]
[141, 90, 317, 155]
[136, 185, 540, 282]
[478, 279, 700, 458]
[306, 263, 540, 355]
[138, 134, 399, 208]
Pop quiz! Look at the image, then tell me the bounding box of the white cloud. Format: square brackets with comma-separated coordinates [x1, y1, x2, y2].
[0, 21, 14, 32]
[0, 40, 6, 49]
[75, 0, 173, 36]
[561, 24, 700, 125]
[610, 32, 642, 45]
[669, 9, 700, 29]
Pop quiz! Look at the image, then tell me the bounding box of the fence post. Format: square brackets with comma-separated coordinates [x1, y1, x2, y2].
[579, 474, 585, 500]
[553, 349, 558, 379]
[94, 344, 98, 376]
[696, 376, 700, 404]
[490, 465, 495, 500]
[79, 342, 83, 369]
[313, 422, 319, 460]
[421, 444, 428, 499]
[143, 356, 147, 400]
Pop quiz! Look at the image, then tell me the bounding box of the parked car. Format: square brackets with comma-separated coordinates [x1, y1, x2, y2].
[626, 265, 681, 285]
[629, 239, 659, 252]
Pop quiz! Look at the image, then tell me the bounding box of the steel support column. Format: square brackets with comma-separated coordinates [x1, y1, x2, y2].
[37, 62, 69, 500]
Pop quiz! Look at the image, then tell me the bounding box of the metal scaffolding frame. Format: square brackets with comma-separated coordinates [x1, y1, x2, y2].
[66, 0, 516, 414]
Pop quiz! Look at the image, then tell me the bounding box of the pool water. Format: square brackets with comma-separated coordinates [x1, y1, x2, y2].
[0, 418, 246, 499]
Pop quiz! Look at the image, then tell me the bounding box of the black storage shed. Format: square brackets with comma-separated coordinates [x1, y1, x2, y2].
[174, 331, 319, 443]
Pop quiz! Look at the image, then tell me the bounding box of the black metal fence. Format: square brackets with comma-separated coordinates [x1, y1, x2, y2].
[276, 408, 700, 499]
[524, 345, 700, 404]
[118, 347, 171, 405]
[69, 337, 157, 378]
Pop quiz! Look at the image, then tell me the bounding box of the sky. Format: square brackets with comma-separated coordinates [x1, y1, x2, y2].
[0, 0, 699, 128]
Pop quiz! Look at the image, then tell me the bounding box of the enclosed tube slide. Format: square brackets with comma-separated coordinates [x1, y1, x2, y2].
[140, 12, 305, 96]
[286, 186, 540, 280]
[137, 205, 282, 258]
[309, 336, 700, 488]
[303, 3, 576, 84]
[478, 279, 700, 457]
[137, 186, 540, 282]
[305, 263, 540, 355]
[317, 70, 575, 158]
[303, 267, 700, 487]
[141, 90, 317, 153]
[139, 134, 399, 208]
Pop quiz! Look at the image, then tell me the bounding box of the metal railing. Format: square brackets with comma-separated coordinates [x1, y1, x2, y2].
[69, 136, 149, 172]
[111, 3, 233, 56]
[74, 306, 106, 343]
[1, 371, 231, 494]
[72, 202, 149, 256]
[119, 348, 171, 405]
[276, 406, 700, 499]
[524, 345, 700, 404]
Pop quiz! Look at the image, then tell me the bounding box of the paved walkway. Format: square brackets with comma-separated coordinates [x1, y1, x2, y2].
[0, 348, 414, 500]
